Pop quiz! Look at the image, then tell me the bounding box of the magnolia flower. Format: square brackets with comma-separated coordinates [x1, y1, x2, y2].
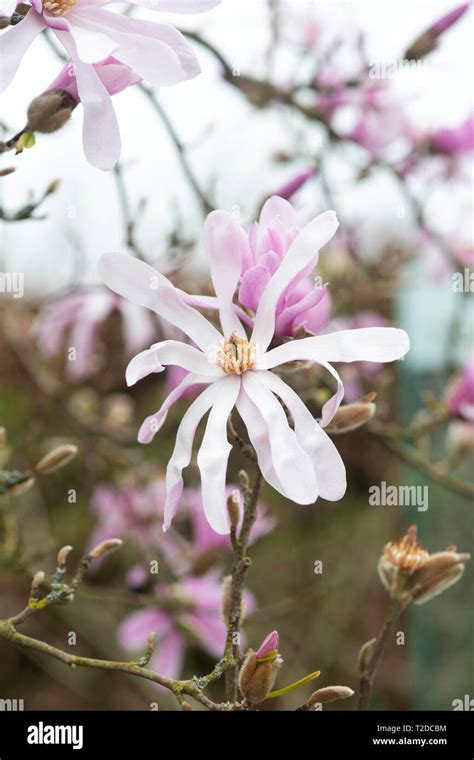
[118, 572, 254, 679]
[100, 207, 410, 534]
[35, 288, 156, 380]
[0, 0, 221, 168]
[236, 197, 331, 337]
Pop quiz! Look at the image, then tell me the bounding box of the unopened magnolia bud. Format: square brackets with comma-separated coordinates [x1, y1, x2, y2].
[358, 638, 376, 674]
[31, 571, 45, 591]
[0, 166, 15, 177]
[411, 551, 470, 605]
[221, 575, 233, 622]
[57, 545, 73, 568]
[89, 538, 123, 559]
[227, 490, 241, 530]
[307, 685, 354, 707]
[239, 651, 278, 704]
[35, 444, 78, 474]
[27, 89, 77, 134]
[7, 475, 35, 495]
[181, 701, 193, 711]
[325, 400, 376, 434]
[404, 30, 438, 60]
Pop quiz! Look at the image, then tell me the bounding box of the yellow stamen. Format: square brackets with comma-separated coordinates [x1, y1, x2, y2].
[43, 0, 76, 17]
[216, 333, 256, 375]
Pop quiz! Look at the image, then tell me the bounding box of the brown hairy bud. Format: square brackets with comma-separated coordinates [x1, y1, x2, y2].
[31, 571, 45, 592]
[238, 650, 281, 704]
[35, 444, 78, 474]
[238, 469, 250, 491]
[57, 545, 73, 569]
[221, 575, 233, 622]
[27, 89, 77, 134]
[325, 400, 376, 434]
[181, 702, 193, 711]
[306, 685, 354, 707]
[227, 490, 241, 530]
[358, 638, 376, 674]
[89, 538, 123, 559]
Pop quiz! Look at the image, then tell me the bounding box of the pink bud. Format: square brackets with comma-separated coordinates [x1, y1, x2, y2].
[256, 630, 279, 659]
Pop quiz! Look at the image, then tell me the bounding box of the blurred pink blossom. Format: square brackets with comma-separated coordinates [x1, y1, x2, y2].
[35, 288, 156, 380]
[118, 572, 254, 679]
[256, 630, 279, 659]
[430, 114, 474, 156]
[446, 358, 474, 422]
[430, 3, 470, 34]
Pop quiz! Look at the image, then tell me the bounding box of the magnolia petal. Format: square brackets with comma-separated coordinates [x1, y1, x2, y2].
[242, 372, 318, 504]
[260, 371, 346, 500]
[261, 328, 410, 369]
[118, 608, 170, 650]
[137, 372, 214, 443]
[99, 253, 222, 351]
[197, 375, 240, 534]
[150, 630, 184, 681]
[235, 388, 286, 495]
[163, 380, 225, 530]
[203, 210, 248, 337]
[0, 10, 45, 93]
[73, 8, 199, 84]
[126, 347, 164, 387]
[251, 211, 339, 351]
[180, 291, 254, 330]
[259, 195, 297, 229]
[127, 340, 221, 387]
[55, 27, 120, 170]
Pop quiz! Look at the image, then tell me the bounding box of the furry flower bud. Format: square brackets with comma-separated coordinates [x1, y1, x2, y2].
[239, 631, 283, 704]
[35, 444, 78, 474]
[27, 89, 77, 134]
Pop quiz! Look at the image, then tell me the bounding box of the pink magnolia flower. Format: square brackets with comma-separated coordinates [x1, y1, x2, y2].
[430, 114, 474, 156]
[100, 207, 410, 534]
[35, 288, 156, 380]
[446, 358, 474, 422]
[45, 56, 141, 168]
[88, 480, 167, 552]
[118, 572, 254, 679]
[0, 0, 221, 169]
[237, 197, 332, 337]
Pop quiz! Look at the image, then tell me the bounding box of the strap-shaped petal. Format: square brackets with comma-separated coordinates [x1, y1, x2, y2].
[197, 375, 240, 534]
[260, 327, 410, 369]
[137, 372, 214, 444]
[0, 10, 45, 93]
[203, 210, 248, 337]
[260, 371, 346, 500]
[99, 253, 223, 351]
[241, 372, 318, 504]
[126, 340, 222, 387]
[163, 379, 227, 530]
[251, 211, 339, 351]
[55, 26, 121, 170]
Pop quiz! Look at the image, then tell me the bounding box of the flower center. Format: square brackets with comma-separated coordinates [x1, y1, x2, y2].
[216, 333, 256, 375]
[383, 526, 429, 572]
[42, 0, 76, 16]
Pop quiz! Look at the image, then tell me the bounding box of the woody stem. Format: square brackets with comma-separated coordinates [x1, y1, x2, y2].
[358, 598, 405, 710]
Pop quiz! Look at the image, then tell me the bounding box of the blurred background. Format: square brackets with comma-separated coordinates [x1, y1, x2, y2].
[1, 0, 473, 710]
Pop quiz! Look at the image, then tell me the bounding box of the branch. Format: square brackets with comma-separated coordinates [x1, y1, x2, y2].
[358, 598, 405, 710]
